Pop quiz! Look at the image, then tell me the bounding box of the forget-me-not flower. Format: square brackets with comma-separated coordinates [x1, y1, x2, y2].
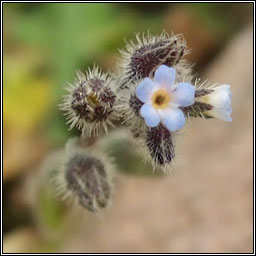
[136, 65, 195, 131]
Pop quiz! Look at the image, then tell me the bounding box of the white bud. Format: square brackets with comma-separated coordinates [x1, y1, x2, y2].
[201, 84, 232, 122]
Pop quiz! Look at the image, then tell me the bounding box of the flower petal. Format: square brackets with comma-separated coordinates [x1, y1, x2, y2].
[211, 105, 232, 122]
[172, 82, 195, 107]
[136, 78, 156, 103]
[161, 108, 186, 131]
[209, 84, 231, 109]
[140, 103, 160, 127]
[154, 65, 176, 91]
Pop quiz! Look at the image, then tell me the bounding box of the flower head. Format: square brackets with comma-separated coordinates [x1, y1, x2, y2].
[136, 65, 195, 131]
[60, 67, 117, 137]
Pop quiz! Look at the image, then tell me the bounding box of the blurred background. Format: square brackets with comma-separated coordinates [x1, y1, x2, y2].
[3, 2, 253, 253]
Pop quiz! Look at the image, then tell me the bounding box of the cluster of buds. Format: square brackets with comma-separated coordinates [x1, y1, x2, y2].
[60, 30, 232, 182]
[117, 32, 231, 172]
[60, 67, 117, 136]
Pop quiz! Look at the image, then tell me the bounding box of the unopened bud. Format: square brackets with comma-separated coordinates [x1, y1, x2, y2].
[131, 124, 175, 173]
[119, 32, 188, 89]
[53, 138, 113, 212]
[60, 67, 117, 136]
[65, 154, 110, 211]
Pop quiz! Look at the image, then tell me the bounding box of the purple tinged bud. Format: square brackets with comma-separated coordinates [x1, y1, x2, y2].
[60, 67, 117, 136]
[119, 32, 187, 89]
[146, 124, 175, 168]
[65, 154, 110, 212]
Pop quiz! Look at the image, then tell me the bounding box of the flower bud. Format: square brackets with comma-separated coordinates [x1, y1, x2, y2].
[60, 67, 117, 136]
[119, 32, 188, 89]
[147, 125, 175, 167]
[131, 124, 175, 173]
[53, 138, 113, 212]
[65, 154, 110, 211]
[201, 84, 232, 122]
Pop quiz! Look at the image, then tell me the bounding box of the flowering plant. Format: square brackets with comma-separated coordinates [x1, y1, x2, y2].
[56, 31, 232, 211]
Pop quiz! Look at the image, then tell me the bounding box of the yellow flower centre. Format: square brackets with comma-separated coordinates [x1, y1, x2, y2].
[151, 89, 170, 109]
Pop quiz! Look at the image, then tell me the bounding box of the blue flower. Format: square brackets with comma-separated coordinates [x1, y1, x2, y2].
[136, 65, 195, 131]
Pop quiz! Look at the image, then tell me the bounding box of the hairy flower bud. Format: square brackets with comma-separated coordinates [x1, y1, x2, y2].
[65, 154, 110, 211]
[60, 67, 117, 136]
[130, 124, 175, 173]
[145, 124, 175, 172]
[53, 138, 114, 212]
[118, 31, 188, 89]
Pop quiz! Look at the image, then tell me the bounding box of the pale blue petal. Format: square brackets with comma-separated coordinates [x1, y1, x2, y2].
[172, 82, 195, 107]
[136, 78, 156, 103]
[140, 103, 160, 127]
[161, 108, 185, 131]
[226, 105, 232, 114]
[225, 110, 232, 122]
[154, 65, 176, 90]
[220, 105, 232, 122]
